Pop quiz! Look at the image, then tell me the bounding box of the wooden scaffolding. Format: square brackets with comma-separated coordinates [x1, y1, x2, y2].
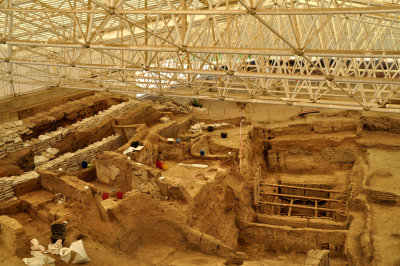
[254, 168, 348, 220]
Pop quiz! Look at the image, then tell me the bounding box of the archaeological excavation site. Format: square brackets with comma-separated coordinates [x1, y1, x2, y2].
[1, 1, 400, 265]
[1, 90, 399, 266]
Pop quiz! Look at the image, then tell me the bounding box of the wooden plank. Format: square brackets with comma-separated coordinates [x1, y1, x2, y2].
[277, 197, 281, 215]
[314, 200, 318, 218]
[260, 183, 343, 193]
[259, 192, 346, 204]
[257, 201, 346, 216]
[274, 195, 279, 215]
[254, 183, 259, 206]
[288, 198, 293, 217]
[113, 124, 138, 128]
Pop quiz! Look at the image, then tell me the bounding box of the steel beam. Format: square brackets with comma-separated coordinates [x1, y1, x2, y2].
[1, 6, 400, 15]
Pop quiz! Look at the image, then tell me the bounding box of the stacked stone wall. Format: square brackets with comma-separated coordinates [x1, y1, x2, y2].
[0, 100, 138, 158]
[0, 120, 26, 158]
[0, 171, 39, 201]
[37, 135, 123, 172]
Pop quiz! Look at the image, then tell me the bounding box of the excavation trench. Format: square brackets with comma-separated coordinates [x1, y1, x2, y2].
[2, 102, 398, 265]
[65, 115, 353, 262]
[22, 94, 127, 141]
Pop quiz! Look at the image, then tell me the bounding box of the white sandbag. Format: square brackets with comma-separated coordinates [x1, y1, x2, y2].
[70, 240, 90, 264]
[22, 257, 43, 266]
[47, 239, 63, 255]
[23, 251, 55, 266]
[30, 239, 45, 252]
[59, 247, 72, 263]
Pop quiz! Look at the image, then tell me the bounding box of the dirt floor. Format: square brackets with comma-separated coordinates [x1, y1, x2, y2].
[367, 149, 400, 194]
[1, 93, 400, 265]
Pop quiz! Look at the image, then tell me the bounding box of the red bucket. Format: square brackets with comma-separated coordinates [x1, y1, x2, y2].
[102, 192, 110, 200]
[156, 161, 163, 169]
[116, 191, 124, 199]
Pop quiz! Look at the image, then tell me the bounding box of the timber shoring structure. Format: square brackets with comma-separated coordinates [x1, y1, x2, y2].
[254, 173, 349, 220]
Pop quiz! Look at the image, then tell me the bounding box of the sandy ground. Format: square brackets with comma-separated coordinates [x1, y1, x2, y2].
[274, 171, 349, 192]
[358, 131, 400, 148]
[370, 204, 400, 266]
[365, 149, 400, 266]
[367, 149, 400, 194]
[206, 125, 252, 147]
[162, 160, 222, 197]
[2, 242, 350, 266]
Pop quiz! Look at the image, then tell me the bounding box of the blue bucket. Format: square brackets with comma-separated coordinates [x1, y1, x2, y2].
[81, 161, 88, 168]
[200, 149, 205, 156]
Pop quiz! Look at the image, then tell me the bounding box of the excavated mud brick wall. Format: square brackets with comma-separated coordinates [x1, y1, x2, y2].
[240, 223, 347, 256]
[0, 120, 26, 158]
[0, 171, 40, 202]
[0, 178, 14, 201]
[26, 100, 138, 155]
[360, 115, 400, 133]
[0, 100, 138, 159]
[0, 215, 30, 257]
[37, 135, 123, 172]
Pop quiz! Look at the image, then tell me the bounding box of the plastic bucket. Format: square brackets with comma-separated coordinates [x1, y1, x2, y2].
[221, 132, 228, 138]
[156, 161, 163, 169]
[102, 192, 109, 200]
[50, 224, 66, 244]
[116, 191, 124, 199]
[176, 139, 181, 143]
[162, 163, 168, 170]
[131, 141, 140, 148]
[200, 149, 205, 156]
[81, 161, 88, 168]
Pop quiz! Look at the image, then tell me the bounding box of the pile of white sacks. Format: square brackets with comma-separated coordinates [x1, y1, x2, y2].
[34, 147, 59, 167]
[24, 238, 90, 265]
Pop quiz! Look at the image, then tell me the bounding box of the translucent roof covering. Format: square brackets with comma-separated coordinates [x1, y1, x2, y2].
[1, 0, 400, 112]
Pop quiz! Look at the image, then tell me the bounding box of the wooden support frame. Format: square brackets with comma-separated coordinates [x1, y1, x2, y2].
[259, 192, 346, 205]
[260, 183, 344, 194]
[255, 181, 348, 219]
[257, 201, 346, 217]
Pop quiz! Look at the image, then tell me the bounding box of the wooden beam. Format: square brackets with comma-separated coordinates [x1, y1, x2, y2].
[288, 198, 293, 217]
[314, 200, 318, 218]
[259, 192, 346, 204]
[257, 201, 346, 216]
[260, 183, 344, 194]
